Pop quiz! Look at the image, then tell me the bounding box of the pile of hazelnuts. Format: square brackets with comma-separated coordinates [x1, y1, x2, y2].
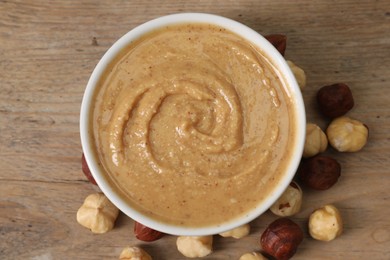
[78, 35, 369, 260]
[257, 35, 369, 260]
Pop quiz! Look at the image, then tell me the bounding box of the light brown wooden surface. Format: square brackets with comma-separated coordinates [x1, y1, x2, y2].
[1, 0, 389, 259]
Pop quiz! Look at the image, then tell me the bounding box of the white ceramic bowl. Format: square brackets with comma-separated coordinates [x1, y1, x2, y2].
[80, 13, 305, 236]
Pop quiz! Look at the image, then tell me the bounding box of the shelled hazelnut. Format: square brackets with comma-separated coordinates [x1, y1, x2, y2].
[270, 182, 302, 217]
[219, 223, 250, 239]
[287, 60, 306, 90]
[119, 246, 152, 260]
[327, 116, 368, 152]
[309, 204, 343, 241]
[176, 236, 213, 258]
[303, 123, 328, 158]
[76, 193, 119, 234]
[239, 252, 268, 260]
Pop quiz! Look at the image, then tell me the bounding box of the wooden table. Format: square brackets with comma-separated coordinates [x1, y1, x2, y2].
[1, 0, 389, 259]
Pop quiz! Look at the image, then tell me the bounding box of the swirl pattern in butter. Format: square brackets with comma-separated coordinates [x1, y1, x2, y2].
[92, 24, 296, 227]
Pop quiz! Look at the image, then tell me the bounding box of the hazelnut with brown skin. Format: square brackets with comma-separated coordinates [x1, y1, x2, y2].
[317, 83, 354, 118]
[298, 155, 341, 190]
[134, 221, 165, 242]
[81, 153, 97, 185]
[260, 218, 304, 260]
[264, 34, 287, 56]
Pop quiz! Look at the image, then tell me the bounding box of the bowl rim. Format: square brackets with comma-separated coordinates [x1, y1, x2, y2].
[80, 12, 306, 236]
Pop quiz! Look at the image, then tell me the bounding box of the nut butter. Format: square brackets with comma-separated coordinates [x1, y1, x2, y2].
[91, 23, 297, 227]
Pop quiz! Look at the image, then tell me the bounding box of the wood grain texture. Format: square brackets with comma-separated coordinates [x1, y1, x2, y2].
[1, 0, 389, 259]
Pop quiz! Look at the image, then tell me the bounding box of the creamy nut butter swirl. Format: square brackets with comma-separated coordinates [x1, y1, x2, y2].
[92, 23, 297, 227]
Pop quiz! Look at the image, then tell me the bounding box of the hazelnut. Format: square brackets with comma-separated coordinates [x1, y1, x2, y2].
[270, 182, 302, 217]
[260, 218, 304, 260]
[317, 83, 354, 118]
[219, 223, 250, 239]
[326, 116, 368, 152]
[81, 153, 97, 185]
[264, 34, 287, 56]
[119, 246, 152, 260]
[76, 193, 119, 233]
[176, 236, 213, 258]
[134, 221, 164, 242]
[309, 204, 343, 241]
[303, 123, 328, 158]
[286, 60, 306, 90]
[239, 252, 268, 260]
[298, 155, 341, 190]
